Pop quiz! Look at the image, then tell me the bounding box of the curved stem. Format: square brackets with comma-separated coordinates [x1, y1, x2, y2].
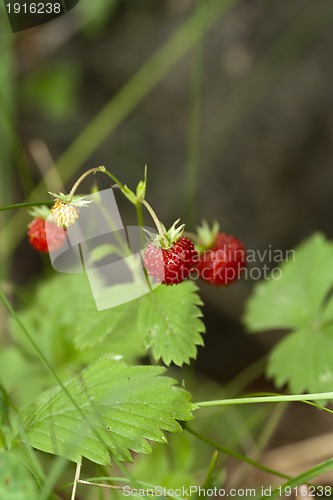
[141, 199, 168, 247]
[68, 166, 107, 200]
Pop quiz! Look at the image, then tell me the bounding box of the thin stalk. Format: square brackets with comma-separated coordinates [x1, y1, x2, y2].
[201, 450, 219, 489]
[68, 166, 108, 200]
[91, 166, 126, 192]
[141, 199, 168, 246]
[0, 200, 53, 212]
[71, 458, 82, 500]
[186, 426, 290, 481]
[196, 391, 333, 408]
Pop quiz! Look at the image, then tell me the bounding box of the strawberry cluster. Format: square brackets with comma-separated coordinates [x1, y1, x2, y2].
[144, 221, 246, 286]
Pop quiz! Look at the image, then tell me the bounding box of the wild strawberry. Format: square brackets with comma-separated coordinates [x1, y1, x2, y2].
[49, 192, 92, 229]
[144, 220, 198, 285]
[27, 207, 66, 253]
[196, 221, 246, 286]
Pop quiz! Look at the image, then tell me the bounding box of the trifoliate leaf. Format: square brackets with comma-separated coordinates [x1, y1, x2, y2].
[138, 281, 205, 366]
[243, 233, 333, 396]
[20, 356, 194, 465]
[244, 233, 333, 332]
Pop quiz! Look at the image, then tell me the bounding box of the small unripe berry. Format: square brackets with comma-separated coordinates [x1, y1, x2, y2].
[51, 200, 79, 229]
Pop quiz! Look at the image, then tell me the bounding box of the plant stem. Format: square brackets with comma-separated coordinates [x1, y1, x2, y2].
[71, 458, 82, 500]
[186, 426, 290, 481]
[68, 166, 107, 200]
[196, 391, 333, 407]
[135, 201, 144, 228]
[97, 166, 126, 192]
[0, 200, 53, 212]
[141, 199, 168, 247]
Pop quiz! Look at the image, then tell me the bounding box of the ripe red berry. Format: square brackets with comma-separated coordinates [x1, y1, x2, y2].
[28, 217, 66, 253]
[197, 232, 246, 286]
[144, 237, 198, 285]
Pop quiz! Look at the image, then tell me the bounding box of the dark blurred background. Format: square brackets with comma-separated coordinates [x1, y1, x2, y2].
[1, 0, 333, 382]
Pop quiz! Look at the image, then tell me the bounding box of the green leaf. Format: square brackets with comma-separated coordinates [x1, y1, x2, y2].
[73, 302, 128, 349]
[10, 273, 93, 361]
[244, 233, 333, 396]
[0, 451, 38, 499]
[268, 326, 333, 394]
[138, 281, 205, 366]
[244, 233, 333, 332]
[10, 274, 145, 374]
[20, 356, 194, 465]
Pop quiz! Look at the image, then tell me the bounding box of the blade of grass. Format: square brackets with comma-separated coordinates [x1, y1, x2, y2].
[258, 458, 333, 500]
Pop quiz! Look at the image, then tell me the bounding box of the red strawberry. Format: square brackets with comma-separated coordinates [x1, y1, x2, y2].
[144, 220, 198, 285]
[28, 209, 66, 253]
[196, 222, 246, 286]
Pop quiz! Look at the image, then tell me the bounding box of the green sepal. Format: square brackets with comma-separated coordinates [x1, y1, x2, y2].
[136, 180, 146, 200]
[136, 165, 147, 200]
[48, 192, 92, 208]
[145, 219, 186, 250]
[28, 206, 51, 221]
[196, 220, 220, 251]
